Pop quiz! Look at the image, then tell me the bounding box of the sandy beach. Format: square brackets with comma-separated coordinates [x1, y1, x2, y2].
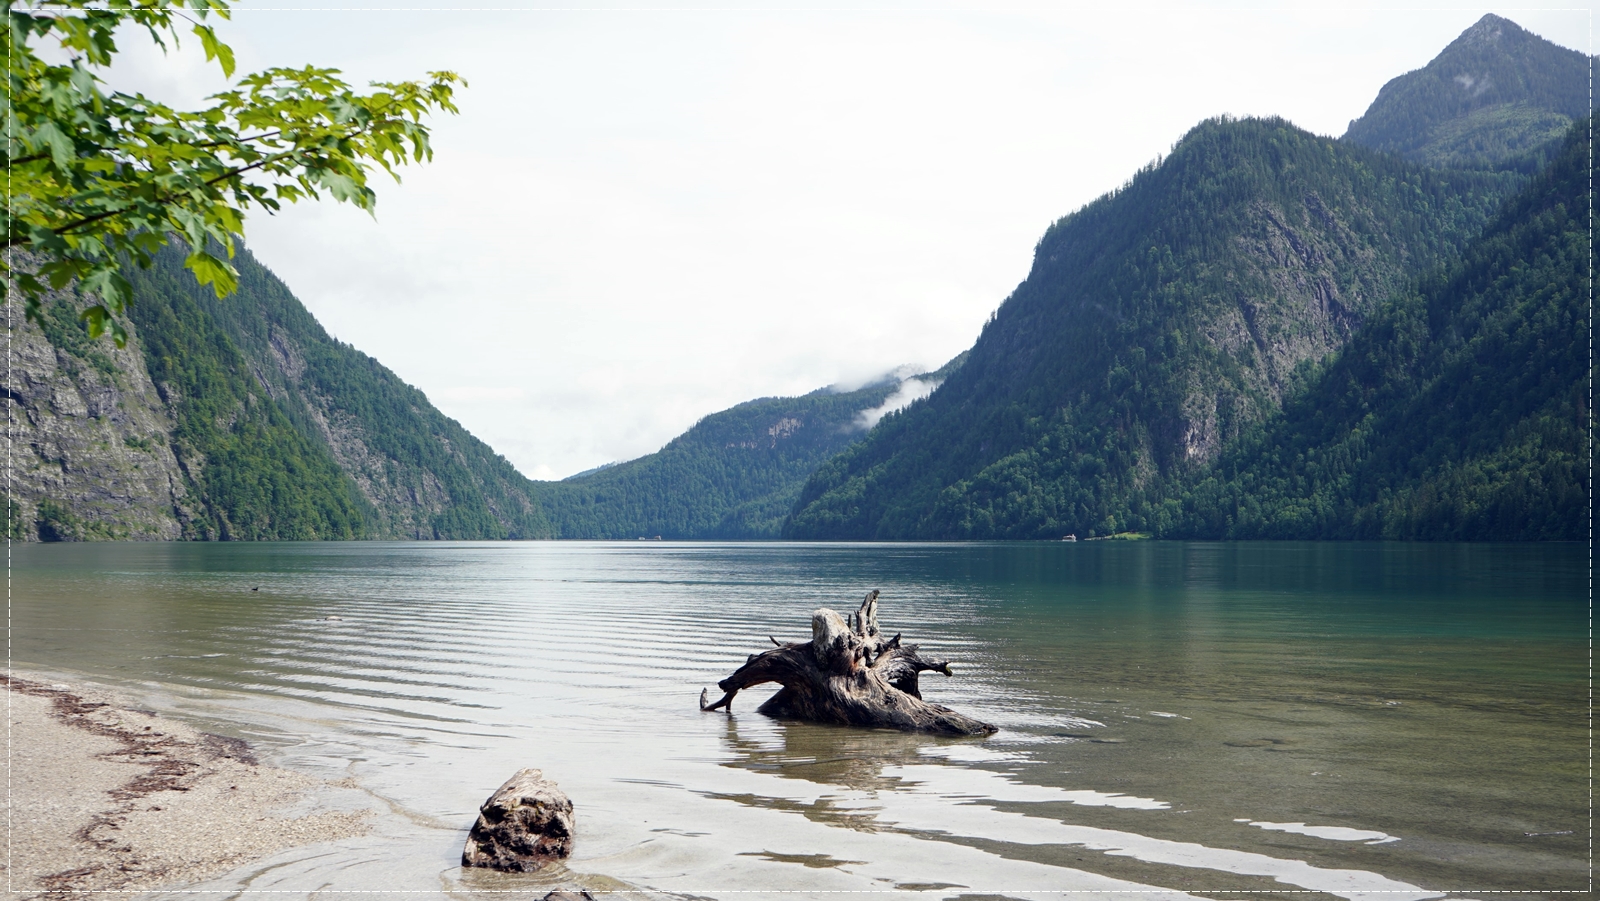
[2, 672, 369, 897]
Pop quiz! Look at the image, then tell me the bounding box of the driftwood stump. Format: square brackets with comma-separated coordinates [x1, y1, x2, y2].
[699, 590, 996, 736]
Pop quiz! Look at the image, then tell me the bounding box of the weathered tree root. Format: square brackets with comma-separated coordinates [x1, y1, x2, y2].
[699, 590, 997, 736]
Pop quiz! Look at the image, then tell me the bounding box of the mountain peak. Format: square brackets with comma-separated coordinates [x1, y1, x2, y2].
[1456, 13, 1516, 48]
[1342, 14, 1588, 170]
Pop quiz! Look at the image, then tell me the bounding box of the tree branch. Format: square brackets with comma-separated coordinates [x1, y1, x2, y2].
[4, 135, 339, 251]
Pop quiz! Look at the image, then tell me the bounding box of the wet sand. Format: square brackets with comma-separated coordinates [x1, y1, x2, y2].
[2, 672, 368, 897]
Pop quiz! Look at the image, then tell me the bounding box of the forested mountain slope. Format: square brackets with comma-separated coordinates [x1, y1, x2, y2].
[10, 236, 957, 542]
[8, 242, 554, 541]
[121, 244, 553, 540]
[540, 358, 962, 539]
[15, 14, 1583, 544]
[1171, 118, 1592, 540]
[784, 117, 1521, 539]
[1342, 14, 1591, 171]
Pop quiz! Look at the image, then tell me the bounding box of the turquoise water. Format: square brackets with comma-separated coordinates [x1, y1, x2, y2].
[13, 541, 1587, 899]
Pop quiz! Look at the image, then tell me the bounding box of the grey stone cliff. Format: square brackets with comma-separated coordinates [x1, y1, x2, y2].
[2, 296, 191, 540]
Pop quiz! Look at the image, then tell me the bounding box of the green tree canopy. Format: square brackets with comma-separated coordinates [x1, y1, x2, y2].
[3, 0, 462, 344]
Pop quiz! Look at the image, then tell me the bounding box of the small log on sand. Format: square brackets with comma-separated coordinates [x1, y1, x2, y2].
[699, 590, 997, 736]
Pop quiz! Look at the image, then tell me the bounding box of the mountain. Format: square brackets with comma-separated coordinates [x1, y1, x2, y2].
[1342, 14, 1592, 171]
[786, 15, 1588, 542]
[784, 116, 1521, 539]
[130, 245, 553, 540]
[1170, 118, 1591, 540]
[8, 233, 959, 542]
[15, 14, 1583, 544]
[9, 243, 553, 540]
[539, 358, 963, 539]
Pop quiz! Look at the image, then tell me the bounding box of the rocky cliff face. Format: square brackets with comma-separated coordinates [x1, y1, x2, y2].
[263, 323, 512, 540]
[1169, 118, 1593, 540]
[3, 292, 191, 540]
[8, 243, 552, 542]
[1173, 193, 1392, 463]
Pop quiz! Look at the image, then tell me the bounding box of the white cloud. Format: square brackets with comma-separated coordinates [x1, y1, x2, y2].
[855, 377, 941, 432]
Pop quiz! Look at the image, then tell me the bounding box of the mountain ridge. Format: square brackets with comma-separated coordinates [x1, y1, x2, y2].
[8, 13, 1586, 544]
[537, 356, 964, 539]
[1170, 115, 1591, 540]
[784, 115, 1522, 539]
[1342, 13, 1591, 171]
[7, 242, 557, 541]
[8, 240, 952, 542]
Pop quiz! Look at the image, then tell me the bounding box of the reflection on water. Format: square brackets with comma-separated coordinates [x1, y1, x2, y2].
[13, 540, 1585, 899]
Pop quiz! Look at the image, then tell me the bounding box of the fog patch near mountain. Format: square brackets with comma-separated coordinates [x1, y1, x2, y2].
[824, 363, 927, 396]
[854, 375, 939, 432]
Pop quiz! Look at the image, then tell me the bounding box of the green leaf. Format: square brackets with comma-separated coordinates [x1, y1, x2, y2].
[30, 120, 76, 172]
[193, 24, 235, 78]
[80, 304, 110, 339]
[185, 250, 240, 298]
[81, 268, 132, 315]
[9, 1, 459, 344]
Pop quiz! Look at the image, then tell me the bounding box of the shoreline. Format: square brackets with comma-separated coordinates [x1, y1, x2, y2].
[3, 671, 369, 897]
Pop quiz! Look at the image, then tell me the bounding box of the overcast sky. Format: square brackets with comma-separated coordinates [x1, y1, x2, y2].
[109, 2, 1591, 479]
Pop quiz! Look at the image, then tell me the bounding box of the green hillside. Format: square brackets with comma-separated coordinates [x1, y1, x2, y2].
[125, 243, 553, 540]
[1171, 118, 1592, 540]
[121, 256, 373, 539]
[784, 117, 1520, 540]
[1342, 14, 1591, 171]
[541, 358, 963, 539]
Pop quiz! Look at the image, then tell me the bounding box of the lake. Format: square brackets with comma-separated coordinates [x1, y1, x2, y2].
[13, 540, 1586, 899]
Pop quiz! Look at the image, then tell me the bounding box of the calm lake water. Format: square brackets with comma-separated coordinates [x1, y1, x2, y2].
[13, 541, 1587, 899]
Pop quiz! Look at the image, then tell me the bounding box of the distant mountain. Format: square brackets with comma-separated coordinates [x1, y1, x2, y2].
[784, 117, 1522, 540]
[1342, 14, 1591, 171]
[9, 243, 553, 540]
[1172, 117, 1591, 540]
[565, 461, 619, 480]
[538, 357, 963, 539]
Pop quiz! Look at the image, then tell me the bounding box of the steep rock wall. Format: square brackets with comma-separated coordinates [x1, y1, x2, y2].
[2, 293, 190, 540]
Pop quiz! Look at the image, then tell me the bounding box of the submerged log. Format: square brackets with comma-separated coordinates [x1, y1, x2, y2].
[699, 590, 997, 736]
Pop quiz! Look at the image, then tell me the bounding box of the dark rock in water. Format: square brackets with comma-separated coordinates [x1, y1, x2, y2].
[462, 769, 574, 872]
